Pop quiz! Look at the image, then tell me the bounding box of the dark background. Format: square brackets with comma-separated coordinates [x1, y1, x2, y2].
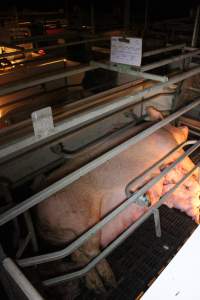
[1, 0, 200, 20]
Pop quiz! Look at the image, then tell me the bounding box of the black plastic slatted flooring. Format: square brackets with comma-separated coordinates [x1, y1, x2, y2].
[76, 205, 197, 300]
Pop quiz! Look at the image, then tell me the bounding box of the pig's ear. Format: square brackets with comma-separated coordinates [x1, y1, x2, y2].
[146, 106, 164, 121]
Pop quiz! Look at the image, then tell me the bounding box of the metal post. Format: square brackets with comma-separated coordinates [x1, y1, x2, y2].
[192, 6, 200, 47]
[3, 258, 44, 299]
[0, 245, 44, 300]
[153, 208, 162, 238]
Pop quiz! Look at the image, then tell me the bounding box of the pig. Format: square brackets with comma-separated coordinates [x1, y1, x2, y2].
[36, 107, 200, 293]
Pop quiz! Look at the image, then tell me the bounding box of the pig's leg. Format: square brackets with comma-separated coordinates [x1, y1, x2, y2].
[72, 232, 116, 292]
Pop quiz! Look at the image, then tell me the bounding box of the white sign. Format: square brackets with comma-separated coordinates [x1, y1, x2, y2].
[31, 107, 54, 138]
[110, 36, 142, 67]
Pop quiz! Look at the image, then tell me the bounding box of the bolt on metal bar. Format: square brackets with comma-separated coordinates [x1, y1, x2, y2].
[141, 49, 200, 72]
[1, 102, 200, 230]
[17, 140, 200, 267]
[0, 65, 97, 97]
[143, 43, 186, 57]
[42, 164, 199, 286]
[1, 66, 200, 165]
[91, 61, 169, 82]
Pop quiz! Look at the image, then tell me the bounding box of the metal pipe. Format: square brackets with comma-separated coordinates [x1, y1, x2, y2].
[141, 49, 200, 72]
[91, 61, 168, 82]
[0, 37, 110, 59]
[0, 64, 97, 97]
[51, 121, 138, 159]
[2, 257, 44, 299]
[17, 140, 200, 267]
[192, 6, 200, 47]
[42, 164, 199, 286]
[1, 66, 200, 164]
[143, 44, 186, 58]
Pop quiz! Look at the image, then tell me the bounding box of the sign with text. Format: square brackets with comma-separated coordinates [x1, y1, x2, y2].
[31, 107, 54, 138]
[110, 36, 142, 67]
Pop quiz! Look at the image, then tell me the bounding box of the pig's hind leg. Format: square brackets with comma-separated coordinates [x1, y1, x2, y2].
[72, 233, 117, 293]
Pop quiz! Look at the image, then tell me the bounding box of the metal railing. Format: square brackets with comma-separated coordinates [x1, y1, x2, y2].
[1, 67, 200, 165]
[16, 139, 199, 268]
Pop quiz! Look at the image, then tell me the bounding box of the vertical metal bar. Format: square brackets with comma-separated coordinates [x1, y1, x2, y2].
[192, 6, 200, 47]
[153, 208, 162, 238]
[24, 212, 39, 253]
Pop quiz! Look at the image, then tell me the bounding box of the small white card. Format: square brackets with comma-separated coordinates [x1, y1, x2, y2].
[31, 107, 54, 138]
[110, 36, 142, 67]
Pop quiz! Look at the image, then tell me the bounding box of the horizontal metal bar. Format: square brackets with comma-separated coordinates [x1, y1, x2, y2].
[42, 164, 199, 286]
[141, 49, 200, 72]
[92, 44, 186, 58]
[0, 37, 110, 59]
[91, 61, 168, 82]
[1, 100, 200, 228]
[142, 43, 186, 57]
[0, 65, 97, 97]
[17, 140, 200, 267]
[1, 66, 200, 164]
[2, 257, 44, 299]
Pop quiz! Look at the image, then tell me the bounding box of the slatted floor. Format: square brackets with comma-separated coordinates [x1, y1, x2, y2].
[76, 205, 197, 300]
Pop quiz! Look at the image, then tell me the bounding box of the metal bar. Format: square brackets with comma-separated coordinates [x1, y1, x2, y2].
[192, 6, 200, 47]
[92, 43, 186, 57]
[16, 233, 32, 259]
[2, 66, 200, 165]
[125, 140, 196, 197]
[0, 64, 97, 97]
[17, 140, 200, 267]
[0, 37, 110, 59]
[141, 49, 200, 72]
[143, 44, 186, 58]
[2, 257, 44, 299]
[23, 212, 38, 253]
[42, 164, 198, 286]
[91, 61, 168, 82]
[51, 121, 138, 159]
[153, 208, 162, 238]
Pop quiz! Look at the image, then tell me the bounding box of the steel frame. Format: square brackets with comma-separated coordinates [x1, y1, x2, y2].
[1, 42, 200, 295]
[2, 67, 200, 165]
[16, 139, 198, 268]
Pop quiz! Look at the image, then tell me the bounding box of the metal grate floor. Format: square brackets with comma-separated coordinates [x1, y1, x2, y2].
[76, 205, 197, 300]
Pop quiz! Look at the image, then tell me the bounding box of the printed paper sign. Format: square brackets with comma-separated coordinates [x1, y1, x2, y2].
[31, 107, 54, 138]
[110, 36, 142, 67]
